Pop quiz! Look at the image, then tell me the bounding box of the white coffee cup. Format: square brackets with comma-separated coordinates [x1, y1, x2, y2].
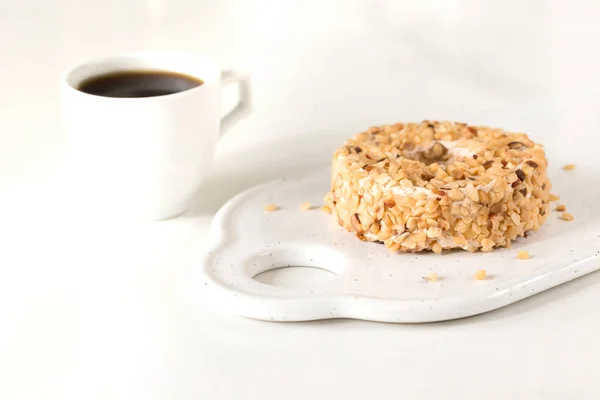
[61, 50, 250, 220]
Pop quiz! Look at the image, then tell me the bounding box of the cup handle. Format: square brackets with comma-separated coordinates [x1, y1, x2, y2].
[220, 70, 251, 135]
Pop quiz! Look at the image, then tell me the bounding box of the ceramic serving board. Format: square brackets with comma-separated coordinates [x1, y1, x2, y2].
[195, 94, 600, 322]
[195, 167, 600, 323]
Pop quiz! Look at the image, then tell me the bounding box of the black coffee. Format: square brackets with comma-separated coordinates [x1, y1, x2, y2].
[77, 70, 204, 98]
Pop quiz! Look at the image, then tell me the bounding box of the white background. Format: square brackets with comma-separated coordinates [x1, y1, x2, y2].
[1, 1, 600, 399]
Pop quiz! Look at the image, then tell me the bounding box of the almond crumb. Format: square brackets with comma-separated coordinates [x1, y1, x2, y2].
[263, 204, 278, 212]
[549, 194, 560, 202]
[474, 269, 487, 280]
[299, 201, 312, 210]
[424, 272, 439, 282]
[562, 164, 576, 171]
[555, 204, 566, 212]
[517, 250, 530, 260]
[560, 212, 574, 221]
[322, 204, 332, 213]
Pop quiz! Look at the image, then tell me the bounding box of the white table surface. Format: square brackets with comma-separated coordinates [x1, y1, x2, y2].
[2, 1, 600, 399]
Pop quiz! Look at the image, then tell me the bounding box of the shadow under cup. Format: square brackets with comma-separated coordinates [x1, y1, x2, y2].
[62, 51, 224, 221]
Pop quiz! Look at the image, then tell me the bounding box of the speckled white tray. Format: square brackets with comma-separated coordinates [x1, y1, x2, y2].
[195, 160, 600, 323]
[195, 93, 600, 323]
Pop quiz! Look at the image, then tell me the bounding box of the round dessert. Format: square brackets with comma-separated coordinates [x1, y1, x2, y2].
[323, 121, 551, 253]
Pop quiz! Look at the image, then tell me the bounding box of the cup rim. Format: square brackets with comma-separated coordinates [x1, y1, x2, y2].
[62, 49, 221, 100]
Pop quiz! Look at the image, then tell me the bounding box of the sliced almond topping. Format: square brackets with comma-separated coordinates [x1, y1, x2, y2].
[448, 189, 465, 201]
[560, 212, 574, 221]
[474, 269, 487, 280]
[263, 204, 278, 212]
[427, 227, 443, 239]
[466, 183, 479, 202]
[299, 201, 312, 210]
[481, 238, 495, 252]
[424, 271, 439, 281]
[350, 213, 363, 233]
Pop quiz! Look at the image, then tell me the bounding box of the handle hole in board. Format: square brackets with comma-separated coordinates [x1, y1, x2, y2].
[246, 245, 346, 289]
[253, 266, 337, 288]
